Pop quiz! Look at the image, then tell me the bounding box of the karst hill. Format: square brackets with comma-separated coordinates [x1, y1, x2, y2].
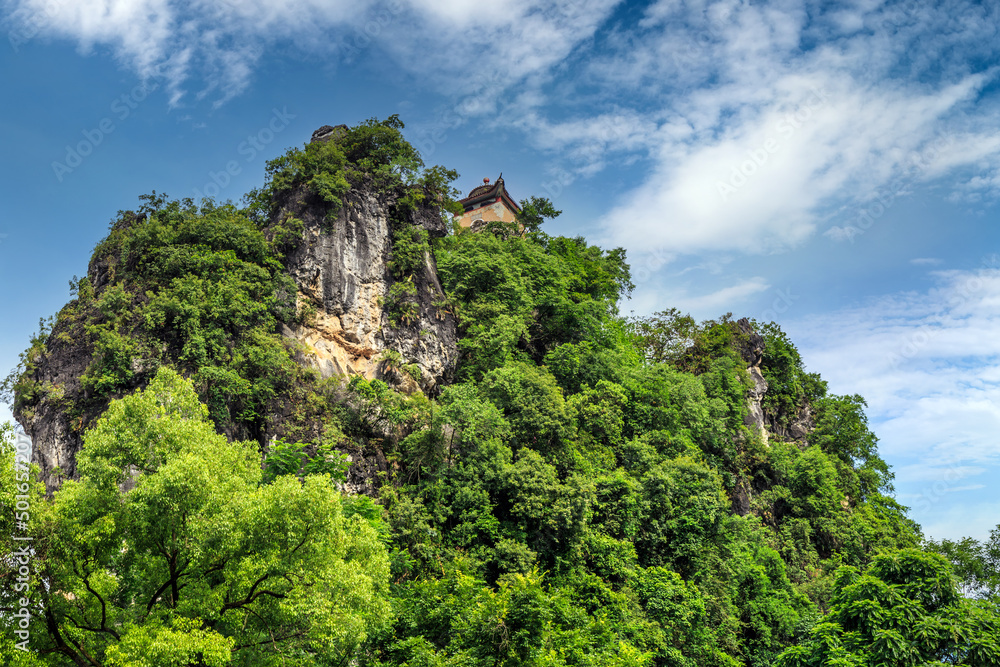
[3, 116, 998, 666]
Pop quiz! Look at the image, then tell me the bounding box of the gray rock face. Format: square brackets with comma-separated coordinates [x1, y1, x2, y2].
[15, 325, 91, 493]
[735, 317, 814, 445]
[271, 155, 460, 495]
[767, 403, 815, 443]
[736, 318, 770, 444]
[311, 124, 347, 143]
[731, 317, 818, 515]
[275, 176, 458, 394]
[745, 366, 769, 443]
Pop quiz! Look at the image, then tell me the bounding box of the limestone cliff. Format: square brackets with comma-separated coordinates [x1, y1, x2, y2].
[273, 131, 457, 393]
[12, 319, 90, 492]
[736, 318, 770, 445]
[14, 126, 458, 494]
[731, 317, 816, 515]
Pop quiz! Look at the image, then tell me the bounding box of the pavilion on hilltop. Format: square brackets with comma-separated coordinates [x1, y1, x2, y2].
[455, 175, 520, 230]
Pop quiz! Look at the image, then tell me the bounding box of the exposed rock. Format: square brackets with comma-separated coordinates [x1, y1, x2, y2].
[16, 214, 157, 492]
[735, 317, 765, 367]
[767, 403, 814, 443]
[730, 477, 753, 516]
[264, 129, 459, 491]
[15, 320, 93, 492]
[273, 171, 458, 394]
[311, 124, 347, 143]
[734, 317, 815, 445]
[342, 446, 390, 496]
[736, 318, 769, 445]
[744, 366, 769, 445]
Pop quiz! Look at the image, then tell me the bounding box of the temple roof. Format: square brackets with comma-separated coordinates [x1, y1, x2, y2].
[458, 175, 521, 213]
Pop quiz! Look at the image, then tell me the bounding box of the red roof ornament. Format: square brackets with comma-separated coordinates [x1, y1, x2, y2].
[483, 177, 490, 184]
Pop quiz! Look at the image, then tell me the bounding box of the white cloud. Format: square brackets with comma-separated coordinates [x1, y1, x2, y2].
[4, 0, 621, 106]
[384, 0, 621, 88]
[949, 168, 1000, 204]
[496, 0, 1000, 258]
[785, 266, 1000, 540]
[13, 0, 175, 75]
[6, 0, 379, 104]
[625, 274, 770, 320]
[13, 0, 1000, 239]
[510, 109, 661, 176]
[675, 276, 771, 313]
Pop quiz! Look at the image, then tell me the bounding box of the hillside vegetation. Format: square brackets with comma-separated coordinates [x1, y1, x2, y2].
[2, 117, 999, 666]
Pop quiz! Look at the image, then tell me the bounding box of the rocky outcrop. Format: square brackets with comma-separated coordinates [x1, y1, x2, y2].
[766, 403, 814, 443]
[17, 128, 458, 494]
[18, 214, 151, 491]
[273, 151, 457, 394]
[268, 129, 459, 493]
[13, 326, 92, 492]
[736, 318, 770, 445]
[732, 317, 817, 515]
[735, 317, 814, 445]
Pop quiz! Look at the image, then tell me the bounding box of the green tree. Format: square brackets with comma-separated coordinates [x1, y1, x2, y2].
[434, 226, 632, 379]
[479, 362, 575, 464]
[634, 457, 730, 576]
[631, 308, 699, 365]
[752, 322, 827, 433]
[777, 549, 1000, 667]
[808, 394, 892, 499]
[23, 368, 390, 666]
[0, 421, 47, 661]
[5, 114, 949, 667]
[927, 528, 1000, 600]
[379, 565, 651, 667]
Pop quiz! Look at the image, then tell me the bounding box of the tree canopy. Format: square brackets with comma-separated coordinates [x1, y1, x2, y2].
[3, 369, 390, 666]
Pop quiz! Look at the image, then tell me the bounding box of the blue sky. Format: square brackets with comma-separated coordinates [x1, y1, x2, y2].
[1, 0, 999, 542]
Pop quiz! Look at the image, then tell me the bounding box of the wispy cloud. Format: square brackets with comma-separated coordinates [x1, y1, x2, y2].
[450, 0, 1000, 264]
[3, 0, 622, 107]
[625, 274, 770, 320]
[787, 263, 1000, 540]
[595, 3, 1000, 257]
[949, 168, 1000, 205]
[510, 109, 661, 176]
[10, 0, 1000, 235]
[674, 276, 771, 314]
[381, 0, 621, 93]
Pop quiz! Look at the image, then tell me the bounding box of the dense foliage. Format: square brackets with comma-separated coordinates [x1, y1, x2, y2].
[3, 371, 389, 666]
[0, 193, 309, 447]
[3, 117, 998, 666]
[777, 550, 1000, 666]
